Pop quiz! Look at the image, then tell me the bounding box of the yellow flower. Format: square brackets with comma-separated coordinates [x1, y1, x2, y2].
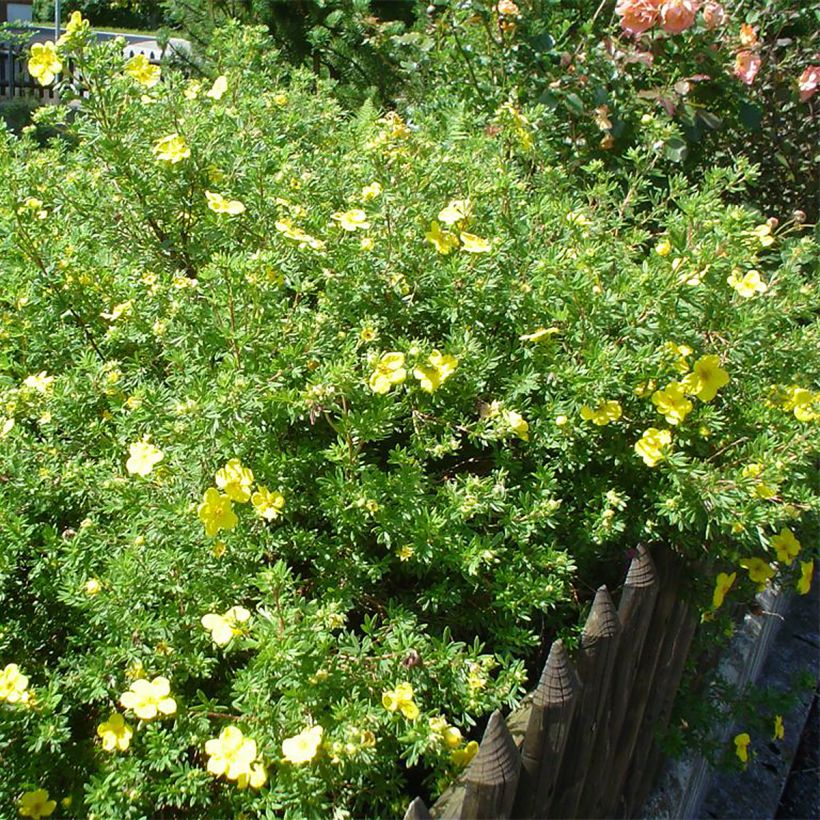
[28, 42, 62, 86]
[438, 199, 471, 225]
[751, 223, 775, 247]
[201, 606, 251, 646]
[739, 557, 775, 586]
[206, 75, 228, 100]
[369, 352, 407, 394]
[797, 560, 813, 595]
[741, 463, 763, 479]
[580, 400, 622, 426]
[205, 191, 245, 215]
[215, 458, 254, 503]
[153, 134, 191, 164]
[655, 239, 671, 256]
[251, 487, 285, 521]
[85, 578, 101, 596]
[520, 326, 560, 343]
[651, 382, 693, 426]
[124, 54, 161, 88]
[282, 725, 324, 764]
[712, 571, 736, 610]
[734, 732, 751, 763]
[382, 682, 420, 720]
[206, 726, 261, 782]
[22, 372, 54, 393]
[275, 218, 325, 250]
[18, 789, 56, 819]
[689, 355, 730, 402]
[0, 663, 29, 703]
[424, 221, 459, 255]
[459, 232, 491, 253]
[413, 350, 458, 394]
[125, 441, 164, 477]
[754, 482, 778, 500]
[782, 385, 819, 422]
[100, 300, 133, 322]
[119, 676, 177, 720]
[65, 10, 89, 35]
[635, 428, 672, 467]
[236, 761, 268, 790]
[183, 79, 201, 100]
[555, 414, 568, 427]
[503, 409, 529, 441]
[771, 527, 801, 566]
[451, 740, 479, 767]
[398, 545, 415, 561]
[360, 236, 374, 251]
[664, 341, 692, 373]
[197, 488, 238, 537]
[773, 715, 784, 741]
[727, 268, 767, 298]
[97, 712, 133, 752]
[331, 209, 370, 232]
[273, 92, 288, 106]
[361, 182, 382, 201]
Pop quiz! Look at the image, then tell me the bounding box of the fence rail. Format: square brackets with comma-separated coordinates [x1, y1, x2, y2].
[406, 546, 697, 819]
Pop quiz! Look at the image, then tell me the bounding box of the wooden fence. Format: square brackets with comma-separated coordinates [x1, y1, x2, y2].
[406, 546, 698, 819]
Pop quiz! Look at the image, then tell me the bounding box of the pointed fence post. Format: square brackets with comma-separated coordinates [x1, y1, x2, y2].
[583, 547, 659, 818]
[403, 797, 433, 820]
[512, 639, 579, 818]
[460, 710, 521, 819]
[551, 586, 621, 819]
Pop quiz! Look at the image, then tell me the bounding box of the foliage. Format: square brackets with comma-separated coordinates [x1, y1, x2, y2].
[0, 16, 817, 818]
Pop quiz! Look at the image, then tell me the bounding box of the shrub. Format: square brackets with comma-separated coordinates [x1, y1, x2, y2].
[0, 20, 817, 817]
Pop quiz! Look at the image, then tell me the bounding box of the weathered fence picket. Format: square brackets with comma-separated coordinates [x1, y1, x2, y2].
[408, 546, 702, 820]
[512, 640, 577, 818]
[551, 586, 621, 819]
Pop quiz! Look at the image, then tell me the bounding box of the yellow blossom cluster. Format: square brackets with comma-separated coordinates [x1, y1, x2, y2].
[206, 726, 267, 788]
[198, 458, 285, 536]
[282, 725, 324, 764]
[201, 606, 252, 646]
[0, 663, 30, 705]
[382, 682, 420, 720]
[125, 440, 164, 477]
[119, 676, 177, 721]
[424, 199, 492, 254]
[368, 350, 459, 395]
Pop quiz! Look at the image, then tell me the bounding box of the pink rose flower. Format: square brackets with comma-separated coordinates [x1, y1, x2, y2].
[616, 0, 662, 36]
[798, 65, 820, 102]
[660, 0, 699, 34]
[734, 51, 761, 85]
[702, 1, 726, 29]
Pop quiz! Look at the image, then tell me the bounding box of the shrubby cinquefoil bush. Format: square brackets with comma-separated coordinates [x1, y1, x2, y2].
[0, 20, 817, 818]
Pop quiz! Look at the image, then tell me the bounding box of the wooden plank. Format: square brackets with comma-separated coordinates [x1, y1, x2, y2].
[619, 591, 690, 818]
[550, 585, 621, 818]
[404, 797, 433, 820]
[460, 710, 521, 819]
[602, 547, 684, 817]
[584, 546, 659, 817]
[512, 639, 579, 818]
[626, 602, 698, 817]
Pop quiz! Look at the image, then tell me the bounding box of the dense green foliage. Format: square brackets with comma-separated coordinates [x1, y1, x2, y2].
[0, 8, 817, 819]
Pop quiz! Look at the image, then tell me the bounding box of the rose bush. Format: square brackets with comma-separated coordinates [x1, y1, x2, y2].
[0, 19, 816, 817]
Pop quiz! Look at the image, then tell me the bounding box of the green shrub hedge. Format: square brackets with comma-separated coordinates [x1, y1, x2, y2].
[0, 20, 817, 818]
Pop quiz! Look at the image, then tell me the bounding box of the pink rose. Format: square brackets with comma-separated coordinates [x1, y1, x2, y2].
[798, 65, 820, 102]
[702, 1, 726, 29]
[660, 0, 699, 35]
[615, 0, 662, 36]
[734, 51, 761, 85]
